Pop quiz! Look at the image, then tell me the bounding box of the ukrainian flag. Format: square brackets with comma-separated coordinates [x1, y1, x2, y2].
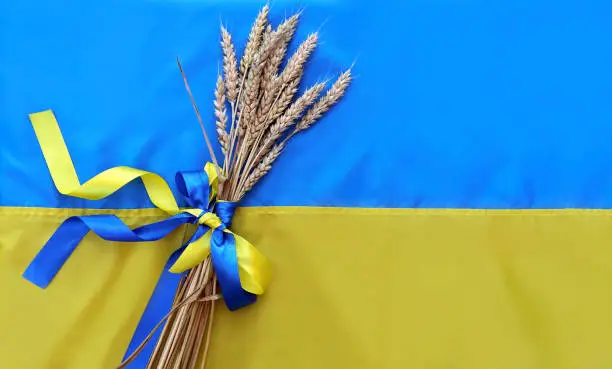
[2, 1, 612, 368]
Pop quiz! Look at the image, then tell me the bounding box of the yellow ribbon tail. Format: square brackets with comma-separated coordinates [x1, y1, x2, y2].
[169, 230, 212, 273]
[30, 110, 180, 215]
[234, 232, 272, 295]
[170, 230, 271, 296]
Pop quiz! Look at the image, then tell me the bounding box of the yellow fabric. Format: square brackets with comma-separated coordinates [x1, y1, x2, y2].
[29, 109, 270, 294]
[2, 206, 612, 368]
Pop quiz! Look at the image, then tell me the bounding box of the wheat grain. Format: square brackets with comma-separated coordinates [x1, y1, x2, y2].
[263, 24, 272, 42]
[295, 69, 352, 132]
[239, 4, 269, 76]
[214, 75, 230, 156]
[220, 26, 239, 103]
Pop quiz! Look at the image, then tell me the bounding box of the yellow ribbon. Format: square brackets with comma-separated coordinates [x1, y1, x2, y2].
[30, 109, 270, 295]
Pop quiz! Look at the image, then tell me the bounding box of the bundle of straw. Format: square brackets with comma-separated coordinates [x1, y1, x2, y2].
[119, 5, 351, 368]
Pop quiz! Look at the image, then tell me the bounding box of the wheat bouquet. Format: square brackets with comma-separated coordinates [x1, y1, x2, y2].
[117, 5, 352, 368]
[19, 5, 350, 369]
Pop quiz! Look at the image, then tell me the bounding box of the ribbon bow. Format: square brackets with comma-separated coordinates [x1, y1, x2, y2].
[22, 110, 271, 312]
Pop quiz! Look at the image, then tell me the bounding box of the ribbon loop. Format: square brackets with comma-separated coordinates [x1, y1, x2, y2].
[175, 171, 213, 210]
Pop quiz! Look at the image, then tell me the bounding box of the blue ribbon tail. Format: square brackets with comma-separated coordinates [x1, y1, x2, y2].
[23, 213, 196, 288]
[23, 216, 91, 288]
[210, 229, 256, 311]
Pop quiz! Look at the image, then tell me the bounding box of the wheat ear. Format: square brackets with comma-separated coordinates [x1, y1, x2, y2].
[258, 14, 301, 123]
[225, 7, 268, 176]
[232, 34, 318, 198]
[293, 69, 352, 134]
[240, 23, 287, 139]
[260, 82, 326, 155]
[239, 4, 269, 76]
[240, 142, 284, 197]
[220, 26, 239, 104]
[228, 29, 284, 194]
[280, 33, 317, 84]
[233, 80, 326, 197]
[214, 75, 229, 156]
[265, 33, 318, 124]
[265, 13, 300, 79]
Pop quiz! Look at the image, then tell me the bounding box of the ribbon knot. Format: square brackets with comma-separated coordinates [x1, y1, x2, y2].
[193, 202, 236, 232]
[197, 211, 223, 229]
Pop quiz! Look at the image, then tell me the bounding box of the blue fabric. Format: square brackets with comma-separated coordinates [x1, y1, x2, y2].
[2, 0, 612, 209]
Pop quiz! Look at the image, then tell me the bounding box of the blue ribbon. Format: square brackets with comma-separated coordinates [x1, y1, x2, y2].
[23, 170, 257, 367]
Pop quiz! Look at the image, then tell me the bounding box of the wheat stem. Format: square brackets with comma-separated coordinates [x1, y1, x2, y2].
[177, 58, 223, 179]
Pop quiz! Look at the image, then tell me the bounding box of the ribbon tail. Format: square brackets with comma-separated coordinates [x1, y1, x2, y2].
[23, 213, 196, 288]
[23, 216, 91, 288]
[169, 226, 212, 273]
[210, 230, 257, 311]
[30, 110, 181, 214]
[233, 232, 271, 295]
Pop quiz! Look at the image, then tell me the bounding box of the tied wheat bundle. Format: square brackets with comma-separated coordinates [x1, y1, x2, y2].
[119, 6, 351, 368]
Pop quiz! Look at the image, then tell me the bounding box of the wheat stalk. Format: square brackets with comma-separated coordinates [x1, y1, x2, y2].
[131, 7, 353, 369]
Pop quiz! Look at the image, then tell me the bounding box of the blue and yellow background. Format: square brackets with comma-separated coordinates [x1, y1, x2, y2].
[2, 0, 612, 368]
